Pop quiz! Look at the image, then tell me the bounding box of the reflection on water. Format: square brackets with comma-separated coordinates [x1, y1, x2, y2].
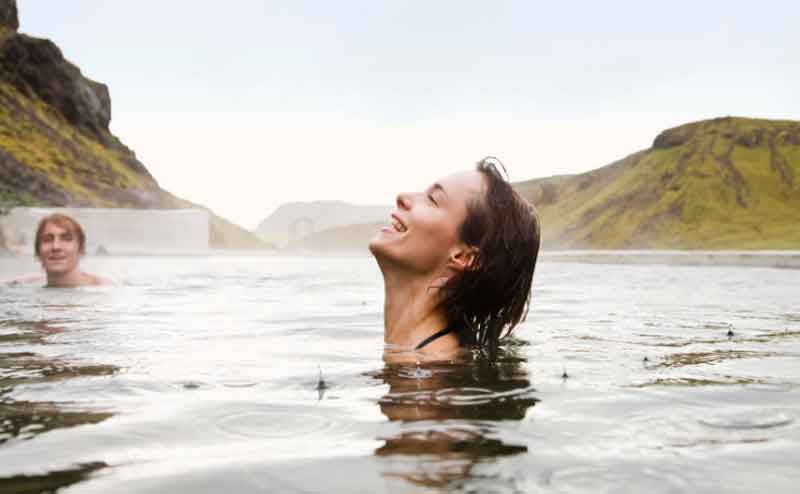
[0, 256, 799, 493]
[0, 396, 112, 445]
[0, 319, 115, 490]
[372, 346, 537, 490]
[0, 462, 107, 494]
[651, 349, 783, 369]
[0, 349, 117, 389]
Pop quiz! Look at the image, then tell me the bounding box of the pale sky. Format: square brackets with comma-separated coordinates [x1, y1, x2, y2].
[21, 1, 800, 229]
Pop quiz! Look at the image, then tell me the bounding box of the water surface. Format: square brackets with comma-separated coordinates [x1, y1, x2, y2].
[1, 255, 798, 493]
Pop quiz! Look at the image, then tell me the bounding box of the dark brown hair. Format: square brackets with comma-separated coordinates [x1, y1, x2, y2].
[441, 157, 541, 360]
[34, 213, 86, 256]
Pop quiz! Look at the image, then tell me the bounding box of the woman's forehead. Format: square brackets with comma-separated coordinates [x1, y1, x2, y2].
[437, 170, 485, 198]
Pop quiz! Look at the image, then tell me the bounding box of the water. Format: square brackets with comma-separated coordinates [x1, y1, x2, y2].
[1, 255, 798, 493]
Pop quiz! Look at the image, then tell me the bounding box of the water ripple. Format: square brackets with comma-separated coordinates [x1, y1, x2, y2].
[542, 464, 690, 493]
[699, 410, 795, 430]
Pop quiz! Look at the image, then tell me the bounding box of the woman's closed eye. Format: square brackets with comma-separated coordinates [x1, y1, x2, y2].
[427, 184, 446, 206]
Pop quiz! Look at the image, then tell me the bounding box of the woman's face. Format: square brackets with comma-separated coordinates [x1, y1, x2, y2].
[370, 170, 485, 275]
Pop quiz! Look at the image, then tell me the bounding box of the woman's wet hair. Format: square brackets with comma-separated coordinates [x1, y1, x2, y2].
[441, 157, 541, 360]
[34, 213, 86, 256]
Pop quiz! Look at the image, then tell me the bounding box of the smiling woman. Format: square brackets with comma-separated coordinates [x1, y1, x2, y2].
[369, 157, 541, 361]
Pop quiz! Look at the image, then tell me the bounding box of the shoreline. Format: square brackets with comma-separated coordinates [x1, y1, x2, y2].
[2, 248, 800, 268]
[540, 250, 800, 269]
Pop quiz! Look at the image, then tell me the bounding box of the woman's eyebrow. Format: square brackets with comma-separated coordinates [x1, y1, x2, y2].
[431, 183, 448, 197]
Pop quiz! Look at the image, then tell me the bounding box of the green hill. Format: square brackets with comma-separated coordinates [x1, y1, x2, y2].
[516, 117, 800, 249]
[0, 0, 266, 249]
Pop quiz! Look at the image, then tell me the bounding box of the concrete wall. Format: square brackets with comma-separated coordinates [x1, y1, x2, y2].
[0, 207, 209, 254]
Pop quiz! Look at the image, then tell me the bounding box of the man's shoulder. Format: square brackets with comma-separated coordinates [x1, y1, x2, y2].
[82, 272, 114, 286]
[1, 274, 45, 285]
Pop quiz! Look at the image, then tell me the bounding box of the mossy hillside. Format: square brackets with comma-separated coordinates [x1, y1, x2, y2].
[0, 81, 156, 207]
[516, 117, 800, 249]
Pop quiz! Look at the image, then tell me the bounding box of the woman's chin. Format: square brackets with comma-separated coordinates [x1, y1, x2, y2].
[369, 229, 402, 259]
[368, 233, 388, 257]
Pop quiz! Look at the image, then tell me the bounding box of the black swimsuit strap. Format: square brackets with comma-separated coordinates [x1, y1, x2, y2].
[414, 325, 455, 350]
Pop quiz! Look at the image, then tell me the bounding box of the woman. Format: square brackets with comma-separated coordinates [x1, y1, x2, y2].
[369, 157, 540, 361]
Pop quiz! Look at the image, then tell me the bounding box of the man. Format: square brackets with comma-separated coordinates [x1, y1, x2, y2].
[2, 213, 110, 287]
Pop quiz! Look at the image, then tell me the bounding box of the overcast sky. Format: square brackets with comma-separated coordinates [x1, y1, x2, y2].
[21, 1, 800, 229]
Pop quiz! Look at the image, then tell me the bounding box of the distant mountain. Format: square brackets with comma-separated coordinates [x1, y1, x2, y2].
[0, 0, 267, 249]
[516, 117, 800, 249]
[284, 222, 382, 253]
[256, 200, 391, 245]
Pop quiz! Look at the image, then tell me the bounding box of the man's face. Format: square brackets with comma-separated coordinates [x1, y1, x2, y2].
[37, 221, 81, 276]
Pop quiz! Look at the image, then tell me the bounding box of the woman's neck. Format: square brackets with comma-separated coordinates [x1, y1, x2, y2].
[381, 268, 449, 348]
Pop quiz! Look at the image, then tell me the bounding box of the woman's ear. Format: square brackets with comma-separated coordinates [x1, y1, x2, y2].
[448, 245, 479, 272]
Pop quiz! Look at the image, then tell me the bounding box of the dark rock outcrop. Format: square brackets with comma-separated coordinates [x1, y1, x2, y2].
[0, 0, 18, 31]
[735, 129, 764, 148]
[0, 34, 112, 142]
[653, 124, 696, 149]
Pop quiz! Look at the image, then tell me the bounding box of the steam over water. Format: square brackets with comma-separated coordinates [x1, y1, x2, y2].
[1, 255, 798, 493]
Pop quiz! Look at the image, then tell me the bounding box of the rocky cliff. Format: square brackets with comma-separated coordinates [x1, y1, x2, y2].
[0, 0, 266, 249]
[516, 117, 800, 249]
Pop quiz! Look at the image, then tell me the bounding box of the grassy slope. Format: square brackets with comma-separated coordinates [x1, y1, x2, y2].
[0, 81, 156, 207]
[515, 117, 800, 249]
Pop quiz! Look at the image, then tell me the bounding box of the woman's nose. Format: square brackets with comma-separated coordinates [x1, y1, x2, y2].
[396, 192, 412, 210]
